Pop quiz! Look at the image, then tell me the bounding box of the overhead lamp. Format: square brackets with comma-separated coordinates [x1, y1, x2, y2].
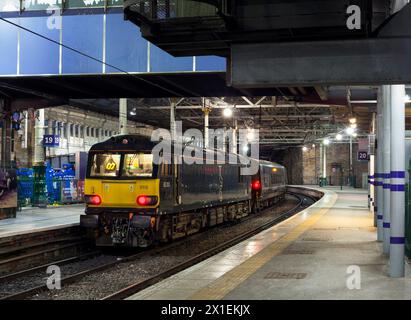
[312, 144, 316, 148]
[352, 132, 358, 138]
[349, 117, 357, 125]
[130, 108, 137, 116]
[323, 138, 330, 146]
[350, 123, 357, 129]
[336, 134, 343, 141]
[223, 107, 233, 118]
[242, 145, 249, 153]
[346, 127, 355, 135]
[302, 146, 308, 152]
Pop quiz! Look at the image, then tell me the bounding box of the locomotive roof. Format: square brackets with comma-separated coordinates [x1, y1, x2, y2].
[89, 134, 285, 169]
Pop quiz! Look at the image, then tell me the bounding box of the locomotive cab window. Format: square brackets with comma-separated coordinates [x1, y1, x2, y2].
[122, 153, 154, 178]
[90, 154, 121, 177]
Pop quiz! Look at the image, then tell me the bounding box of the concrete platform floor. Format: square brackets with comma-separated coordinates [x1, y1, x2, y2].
[128, 186, 411, 300]
[0, 204, 84, 238]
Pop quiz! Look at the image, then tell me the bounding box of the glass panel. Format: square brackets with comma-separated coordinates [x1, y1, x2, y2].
[20, 16, 60, 75]
[0, 0, 20, 11]
[66, 0, 104, 9]
[105, 13, 148, 73]
[196, 56, 226, 71]
[122, 154, 153, 178]
[90, 154, 121, 177]
[62, 15, 103, 74]
[0, 17, 18, 75]
[150, 43, 193, 72]
[107, 0, 122, 7]
[24, 0, 62, 11]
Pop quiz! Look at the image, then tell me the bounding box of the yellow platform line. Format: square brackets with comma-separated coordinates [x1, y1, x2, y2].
[189, 193, 338, 300]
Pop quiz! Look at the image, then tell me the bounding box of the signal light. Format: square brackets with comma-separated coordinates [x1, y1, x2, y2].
[137, 195, 158, 206]
[85, 195, 102, 206]
[252, 180, 261, 191]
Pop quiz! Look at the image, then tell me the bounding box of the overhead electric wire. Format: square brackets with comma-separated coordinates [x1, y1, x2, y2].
[0, 16, 193, 98]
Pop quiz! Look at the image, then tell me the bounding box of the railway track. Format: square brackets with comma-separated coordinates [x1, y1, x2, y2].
[0, 191, 318, 300]
[104, 192, 315, 300]
[0, 227, 94, 277]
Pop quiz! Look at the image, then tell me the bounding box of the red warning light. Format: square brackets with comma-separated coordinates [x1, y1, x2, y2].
[137, 195, 158, 206]
[85, 195, 102, 206]
[252, 180, 261, 191]
[122, 139, 129, 144]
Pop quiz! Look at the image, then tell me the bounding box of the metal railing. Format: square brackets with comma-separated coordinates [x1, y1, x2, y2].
[127, 0, 218, 20]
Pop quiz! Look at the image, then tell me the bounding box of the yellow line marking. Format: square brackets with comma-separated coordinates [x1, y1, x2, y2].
[189, 193, 338, 300]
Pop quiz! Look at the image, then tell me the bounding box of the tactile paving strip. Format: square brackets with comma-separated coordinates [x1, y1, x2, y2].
[264, 272, 307, 280]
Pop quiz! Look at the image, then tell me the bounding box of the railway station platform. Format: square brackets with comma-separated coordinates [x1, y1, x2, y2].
[0, 205, 84, 239]
[128, 186, 411, 300]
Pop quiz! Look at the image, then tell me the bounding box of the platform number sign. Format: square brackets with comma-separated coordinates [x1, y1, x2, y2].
[43, 135, 60, 147]
[357, 151, 369, 161]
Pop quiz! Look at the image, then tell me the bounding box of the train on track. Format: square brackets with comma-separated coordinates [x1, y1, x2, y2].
[80, 135, 287, 247]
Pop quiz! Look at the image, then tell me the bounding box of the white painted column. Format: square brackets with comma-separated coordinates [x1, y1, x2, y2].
[369, 155, 375, 209]
[34, 109, 45, 165]
[382, 85, 391, 254]
[389, 85, 406, 278]
[370, 113, 376, 223]
[319, 144, 323, 183]
[24, 110, 28, 149]
[170, 99, 176, 143]
[232, 119, 238, 154]
[323, 145, 327, 178]
[376, 88, 384, 242]
[349, 135, 353, 186]
[119, 98, 128, 135]
[204, 108, 209, 149]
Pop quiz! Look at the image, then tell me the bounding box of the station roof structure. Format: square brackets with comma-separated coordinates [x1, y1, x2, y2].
[1, 0, 411, 152]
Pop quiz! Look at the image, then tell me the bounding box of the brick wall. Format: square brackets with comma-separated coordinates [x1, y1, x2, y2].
[301, 143, 369, 188]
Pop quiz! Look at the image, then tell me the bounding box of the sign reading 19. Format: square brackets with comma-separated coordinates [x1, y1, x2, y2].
[43, 135, 60, 147]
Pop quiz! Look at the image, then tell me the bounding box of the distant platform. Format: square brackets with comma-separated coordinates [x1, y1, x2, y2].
[0, 205, 84, 239]
[128, 186, 411, 300]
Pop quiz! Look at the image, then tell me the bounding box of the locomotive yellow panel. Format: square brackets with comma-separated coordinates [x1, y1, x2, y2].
[84, 178, 160, 209]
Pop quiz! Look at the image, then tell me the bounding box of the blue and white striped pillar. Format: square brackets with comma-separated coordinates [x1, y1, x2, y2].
[376, 87, 384, 242]
[389, 85, 406, 278]
[382, 85, 391, 254]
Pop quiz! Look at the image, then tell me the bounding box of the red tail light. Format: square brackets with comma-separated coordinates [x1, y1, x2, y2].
[252, 180, 261, 191]
[85, 195, 102, 206]
[137, 195, 158, 206]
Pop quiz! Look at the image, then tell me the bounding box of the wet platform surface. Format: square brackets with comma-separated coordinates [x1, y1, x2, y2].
[0, 205, 84, 238]
[128, 186, 411, 300]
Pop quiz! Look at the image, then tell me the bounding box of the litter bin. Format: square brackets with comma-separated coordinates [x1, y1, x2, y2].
[319, 177, 328, 187]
